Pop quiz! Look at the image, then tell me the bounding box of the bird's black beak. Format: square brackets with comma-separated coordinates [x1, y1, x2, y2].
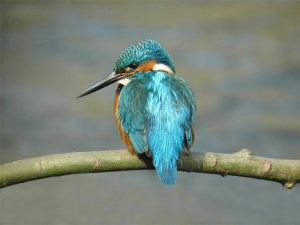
[77, 72, 127, 98]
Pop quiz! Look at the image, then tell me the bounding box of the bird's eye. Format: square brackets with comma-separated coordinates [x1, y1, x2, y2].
[128, 62, 139, 69]
[124, 62, 139, 72]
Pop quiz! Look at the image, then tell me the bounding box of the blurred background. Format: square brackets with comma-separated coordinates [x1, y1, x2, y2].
[1, 1, 299, 225]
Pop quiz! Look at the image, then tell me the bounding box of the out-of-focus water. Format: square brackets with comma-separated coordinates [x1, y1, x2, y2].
[1, 1, 299, 225]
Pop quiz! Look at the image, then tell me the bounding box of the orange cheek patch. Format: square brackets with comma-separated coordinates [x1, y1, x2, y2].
[135, 59, 157, 72]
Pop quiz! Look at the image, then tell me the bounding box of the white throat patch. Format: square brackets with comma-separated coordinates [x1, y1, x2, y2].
[117, 78, 130, 86]
[152, 63, 174, 74]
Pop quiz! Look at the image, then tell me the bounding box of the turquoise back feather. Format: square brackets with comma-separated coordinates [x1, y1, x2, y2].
[118, 71, 195, 184]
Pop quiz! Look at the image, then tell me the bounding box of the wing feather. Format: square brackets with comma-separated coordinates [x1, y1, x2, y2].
[118, 72, 196, 154]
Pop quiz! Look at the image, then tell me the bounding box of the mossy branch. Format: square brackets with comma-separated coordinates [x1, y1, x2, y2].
[0, 149, 299, 189]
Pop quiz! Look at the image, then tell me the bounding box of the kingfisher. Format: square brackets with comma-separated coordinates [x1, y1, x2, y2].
[78, 39, 196, 185]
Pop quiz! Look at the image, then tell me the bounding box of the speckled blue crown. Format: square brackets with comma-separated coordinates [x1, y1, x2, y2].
[114, 39, 175, 72]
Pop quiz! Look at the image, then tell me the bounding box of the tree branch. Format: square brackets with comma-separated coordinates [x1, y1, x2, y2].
[0, 149, 299, 189]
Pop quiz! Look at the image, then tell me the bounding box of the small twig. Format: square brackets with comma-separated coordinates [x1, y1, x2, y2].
[0, 149, 299, 189]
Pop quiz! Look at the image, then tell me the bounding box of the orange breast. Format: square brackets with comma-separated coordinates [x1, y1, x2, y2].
[114, 88, 137, 155]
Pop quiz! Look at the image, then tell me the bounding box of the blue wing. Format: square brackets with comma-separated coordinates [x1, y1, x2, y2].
[118, 79, 149, 153]
[118, 71, 195, 154]
[168, 73, 196, 150]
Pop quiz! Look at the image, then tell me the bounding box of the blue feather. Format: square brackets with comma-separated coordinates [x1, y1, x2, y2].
[118, 71, 195, 184]
[114, 39, 175, 73]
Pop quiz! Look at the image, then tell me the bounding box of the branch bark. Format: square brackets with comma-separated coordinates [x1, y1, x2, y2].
[0, 149, 299, 189]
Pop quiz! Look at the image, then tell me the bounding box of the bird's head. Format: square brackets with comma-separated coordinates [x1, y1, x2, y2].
[78, 39, 175, 98]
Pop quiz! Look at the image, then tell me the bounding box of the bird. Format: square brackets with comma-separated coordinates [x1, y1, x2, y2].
[78, 39, 196, 185]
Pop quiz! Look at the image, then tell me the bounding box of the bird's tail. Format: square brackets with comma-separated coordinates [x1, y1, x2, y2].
[149, 126, 183, 185]
[154, 158, 177, 185]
